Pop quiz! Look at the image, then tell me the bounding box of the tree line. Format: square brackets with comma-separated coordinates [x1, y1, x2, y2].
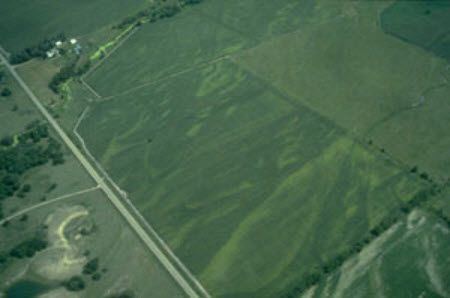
[9, 33, 67, 64]
[9, 33, 66, 65]
[113, 0, 203, 30]
[48, 59, 91, 93]
[281, 183, 443, 298]
[0, 69, 12, 99]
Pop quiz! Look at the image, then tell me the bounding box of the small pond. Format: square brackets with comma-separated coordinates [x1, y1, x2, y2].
[5, 280, 51, 298]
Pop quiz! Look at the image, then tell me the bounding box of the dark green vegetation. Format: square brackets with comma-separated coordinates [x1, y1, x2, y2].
[0, 0, 149, 53]
[9, 234, 48, 259]
[62, 276, 86, 292]
[114, 0, 204, 30]
[303, 211, 450, 298]
[48, 59, 91, 93]
[0, 67, 95, 223]
[0, 70, 12, 97]
[1, 87, 12, 97]
[0, 222, 48, 266]
[0, 121, 64, 218]
[82, 257, 100, 275]
[5, 280, 52, 298]
[381, 0, 450, 61]
[9, 33, 66, 65]
[77, 0, 450, 297]
[282, 184, 443, 298]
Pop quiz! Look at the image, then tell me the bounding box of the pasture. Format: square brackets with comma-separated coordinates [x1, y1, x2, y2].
[79, 59, 423, 297]
[16, 59, 61, 107]
[0, 67, 39, 136]
[16, 61, 94, 134]
[0, 189, 185, 297]
[0, 0, 149, 53]
[0, 69, 94, 219]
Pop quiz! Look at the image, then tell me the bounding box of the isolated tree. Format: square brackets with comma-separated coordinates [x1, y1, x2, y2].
[62, 276, 85, 291]
[83, 257, 99, 275]
[21, 184, 31, 193]
[420, 172, 429, 180]
[0, 136, 14, 147]
[1, 88, 12, 97]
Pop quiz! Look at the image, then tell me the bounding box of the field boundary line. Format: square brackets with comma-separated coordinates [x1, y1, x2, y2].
[80, 78, 102, 99]
[229, 56, 421, 175]
[95, 14, 345, 103]
[100, 54, 230, 102]
[0, 50, 203, 298]
[0, 186, 100, 225]
[73, 106, 212, 298]
[83, 27, 140, 79]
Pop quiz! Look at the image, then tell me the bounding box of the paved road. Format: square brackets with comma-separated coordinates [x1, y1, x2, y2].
[0, 52, 200, 298]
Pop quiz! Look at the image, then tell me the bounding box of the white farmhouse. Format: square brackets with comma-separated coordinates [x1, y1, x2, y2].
[46, 48, 58, 58]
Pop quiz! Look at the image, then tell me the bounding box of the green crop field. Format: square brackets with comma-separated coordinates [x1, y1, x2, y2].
[381, 1, 450, 61]
[233, 0, 450, 179]
[86, 0, 319, 97]
[304, 210, 450, 298]
[78, 59, 424, 297]
[2, 0, 450, 297]
[0, 0, 149, 53]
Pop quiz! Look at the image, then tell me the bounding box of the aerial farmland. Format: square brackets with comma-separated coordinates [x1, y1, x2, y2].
[0, 0, 449, 297]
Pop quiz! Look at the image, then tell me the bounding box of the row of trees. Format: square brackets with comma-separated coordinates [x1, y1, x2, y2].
[0, 70, 12, 98]
[282, 184, 442, 298]
[9, 33, 66, 65]
[48, 59, 91, 93]
[114, 0, 203, 30]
